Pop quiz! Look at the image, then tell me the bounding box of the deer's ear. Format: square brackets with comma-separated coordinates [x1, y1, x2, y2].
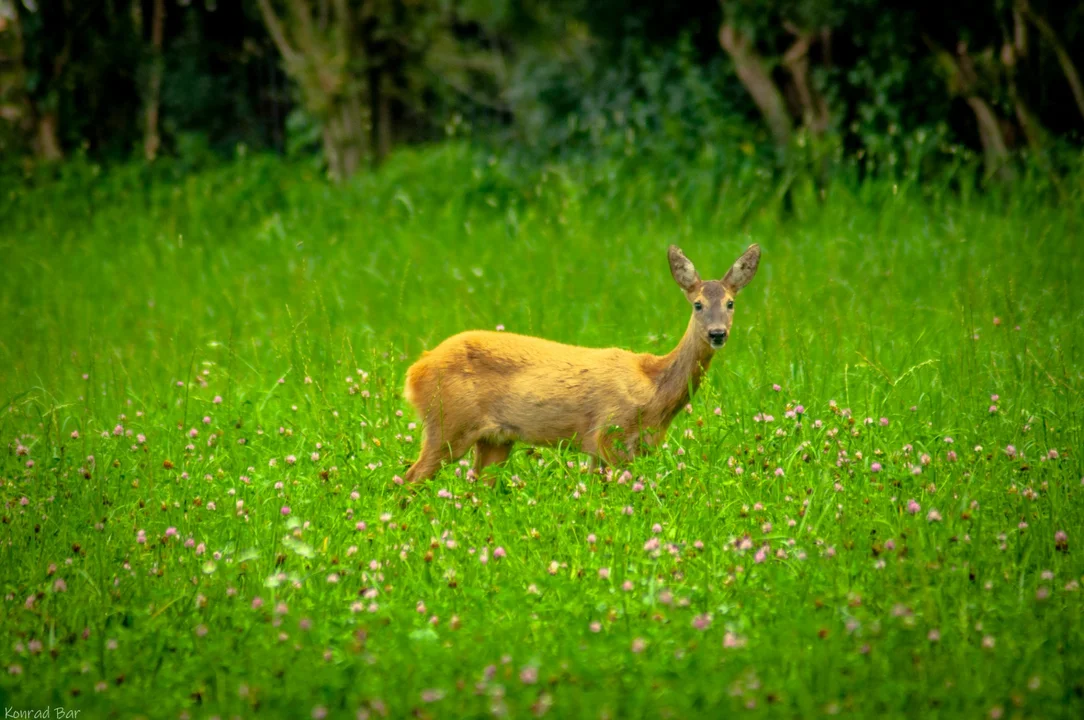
[668, 245, 701, 293]
[722, 244, 761, 293]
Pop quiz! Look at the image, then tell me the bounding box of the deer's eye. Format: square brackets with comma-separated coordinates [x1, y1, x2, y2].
[693, 301, 703, 312]
[727, 300, 734, 310]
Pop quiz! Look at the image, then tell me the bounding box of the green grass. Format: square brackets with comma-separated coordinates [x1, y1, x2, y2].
[1, 144, 1083, 719]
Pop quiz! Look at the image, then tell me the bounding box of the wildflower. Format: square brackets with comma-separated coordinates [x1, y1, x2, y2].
[890, 604, 912, 618]
[870, 462, 882, 473]
[692, 614, 712, 631]
[982, 635, 995, 650]
[927, 629, 940, 643]
[286, 455, 297, 465]
[598, 567, 610, 579]
[723, 632, 746, 648]
[926, 509, 942, 523]
[281, 506, 291, 516]
[1055, 530, 1068, 551]
[631, 638, 647, 653]
[420, 689, 444, 703]
[519, 666, 538, 684]
[1005, 445, 1016, 458]
[590, 622, 602, 633]
[906, 499, 921, 515]
[772, 384, 781, 392]
[493, 547, 506, 559]
[774, 467, 784, 478]
[880, 417, 889, 427]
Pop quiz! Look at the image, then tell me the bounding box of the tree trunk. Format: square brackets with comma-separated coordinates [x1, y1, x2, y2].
[719, 22, 792, 150]
[257, 0, 368, 181]
[322, 88, 365, 181]
[782, 28, 831, 136]
[0, 5, 33, 155]
[965, 97, 1014, 182]
[370, 67, 392, 166]
[35, 110, 63, 161]
[143, 0, 166, 162]
[369, 65, 392, 166]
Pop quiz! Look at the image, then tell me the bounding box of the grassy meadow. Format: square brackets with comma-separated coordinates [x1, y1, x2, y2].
[1, 145, 1083, 718]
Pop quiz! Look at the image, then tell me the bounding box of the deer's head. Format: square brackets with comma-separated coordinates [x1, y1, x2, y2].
[668, 244, 761, 350]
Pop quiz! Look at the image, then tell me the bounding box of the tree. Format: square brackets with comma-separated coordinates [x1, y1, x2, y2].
[0, 0, 33, 159]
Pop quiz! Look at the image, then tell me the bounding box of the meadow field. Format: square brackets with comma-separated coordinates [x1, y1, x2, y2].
[1, 146, 1083, 718]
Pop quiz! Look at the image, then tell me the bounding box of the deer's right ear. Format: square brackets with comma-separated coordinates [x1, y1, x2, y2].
[668, 245, 701, 294]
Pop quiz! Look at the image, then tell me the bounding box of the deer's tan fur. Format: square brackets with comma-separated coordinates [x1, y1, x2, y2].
[402, 244, 761, 482]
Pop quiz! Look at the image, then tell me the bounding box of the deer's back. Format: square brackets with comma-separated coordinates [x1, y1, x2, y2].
[405, 330, 656, 444]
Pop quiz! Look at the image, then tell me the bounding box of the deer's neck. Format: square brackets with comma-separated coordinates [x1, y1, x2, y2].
[648, 315, 715, 427]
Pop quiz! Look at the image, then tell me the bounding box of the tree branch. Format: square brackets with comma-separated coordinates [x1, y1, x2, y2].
[719, 22, 793, 149]
[256, 0, 300, 65]
[1023, 5, 1084, 123]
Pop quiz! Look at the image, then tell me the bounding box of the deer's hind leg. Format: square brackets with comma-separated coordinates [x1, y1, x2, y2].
[593, 427, 637, 470]
[405, 424, 480, 484]
[473, 440, 514, 486]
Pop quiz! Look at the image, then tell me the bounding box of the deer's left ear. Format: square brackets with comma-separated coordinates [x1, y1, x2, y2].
[722, 244, 761, 293]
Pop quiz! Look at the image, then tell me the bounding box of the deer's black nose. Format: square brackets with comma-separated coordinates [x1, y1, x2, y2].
[709, 329, 728, 344]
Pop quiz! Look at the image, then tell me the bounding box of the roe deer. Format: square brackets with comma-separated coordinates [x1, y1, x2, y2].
[402, 244, 761, 483]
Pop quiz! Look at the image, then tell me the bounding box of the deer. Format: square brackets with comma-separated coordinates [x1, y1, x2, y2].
[401, 244, 761, 483]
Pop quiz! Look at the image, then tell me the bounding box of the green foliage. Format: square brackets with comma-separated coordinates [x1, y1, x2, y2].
[3, 0, 1083, 181]
[1, 150, 1083, 716]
